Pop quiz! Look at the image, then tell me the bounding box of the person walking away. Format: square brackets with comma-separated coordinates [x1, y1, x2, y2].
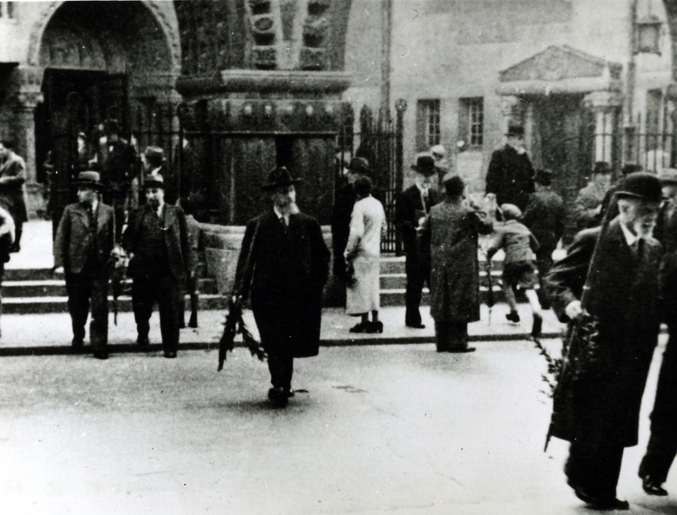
[572, 161, 612, 232]
[545, 172, 663, 510]
[234, 166, 330, 407]
[486, 204, 543, 338]
[344, 177, 386, 333]
[485, 124, 535, 212]
[395, 153, 440, 328]
[638, 168, 677, 496]
[521, 169, 565, 309]
[0, 140, 28, 252]
[180, 194, 206, 329]
[419, 174, 493, 352]
[123, 174, 191, 359]
[53, 171, 114, 359]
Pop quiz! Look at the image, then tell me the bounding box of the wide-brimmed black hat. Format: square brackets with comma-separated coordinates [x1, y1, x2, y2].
[616, 172, 662, 202]
[143, 174, 166, 189]
[261, 166, 302, 191]
[506, 124, 525, 137]
[534, 169, 553, 186]
[592, 161, 612, 175]
[346, 157, 372, 175]
[411, 154, 437, 177]
[74, 171, 105, 190]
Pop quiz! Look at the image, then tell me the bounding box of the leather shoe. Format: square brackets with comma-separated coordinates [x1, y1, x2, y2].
[574, 488, 629, 510]
[268, 387, 288, 407]
[642, 476, 668, 496]
[137, 336, 149, 347]
[406, 323, 426, 329]
[448, 347, 476, 353]
[71, 339, 84, 353]
[164, 351, 177, 359]
[93, 350, 109, 360]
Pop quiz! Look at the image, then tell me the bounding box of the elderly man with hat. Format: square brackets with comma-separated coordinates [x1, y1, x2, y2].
[430, 144, 449, 185]
[572, 161, 613, 232]
[123, 174, 191, 359]
[395, 153, 440, 328]
[331, 157, 383, 284]
[521, 169, 565, 309]
[638, 168, 677, 497]
[54, 171, 115, 359]
[545, 172, 664, 510]
[142, 145, 180, 205]
[234, 166, 329, 407]
[485, 124, 535, 212]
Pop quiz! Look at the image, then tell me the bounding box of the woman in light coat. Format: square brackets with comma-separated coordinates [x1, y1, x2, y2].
[344, 177, 386, 333]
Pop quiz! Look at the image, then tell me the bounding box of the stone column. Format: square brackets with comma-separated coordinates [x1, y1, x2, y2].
[12, 82, 44, 219]
[583, 91, 622, 165]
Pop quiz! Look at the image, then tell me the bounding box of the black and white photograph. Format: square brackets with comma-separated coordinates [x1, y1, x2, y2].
[2, 0, 677, 513]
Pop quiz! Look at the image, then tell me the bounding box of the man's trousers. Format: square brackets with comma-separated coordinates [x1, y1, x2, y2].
[405, 250, 430, 327]
[639, 322, 677, 483]
[267, 353, 294, 391]
[566, 442, 625, 499]
[132, 272, 181, 352]
[65, 271, 109, 350]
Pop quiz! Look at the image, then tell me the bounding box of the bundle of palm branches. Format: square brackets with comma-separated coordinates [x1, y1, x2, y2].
[218, 296, 266, 371]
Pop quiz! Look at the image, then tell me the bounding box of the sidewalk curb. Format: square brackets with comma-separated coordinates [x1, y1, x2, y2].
[0, 331, 567, 357]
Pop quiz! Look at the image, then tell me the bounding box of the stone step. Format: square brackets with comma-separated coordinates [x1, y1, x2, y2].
[380, 257, 504, 275]
[380, 286, 528, 307]
[1, 294, 229, 315]
[1, 277, 219, 298]
[4, 268, 56, 282]
[380, 270, 503, 290]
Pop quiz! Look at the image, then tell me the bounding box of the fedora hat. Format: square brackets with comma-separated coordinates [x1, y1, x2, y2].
[534, 169, 553, 186]
[592, 161, 612, 175]
[430, 144, 446, 157]
[143, 173, 166, 189]
[616, 172, 662, 202]
[74, 171, 104, 190]
[506, 124, 525, 137]
[346, 157, 372, 175]
[411, 153, 437, 177]
[658, 168, 677, 185]
[261, 166, 302, 191]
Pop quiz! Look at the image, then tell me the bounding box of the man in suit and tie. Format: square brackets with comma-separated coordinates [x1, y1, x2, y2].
[638, 168, 677, 496]
[54, 171, 115, 359]
[234, 166, 330, 407]
[395, 153, 439, 328]
[123, 174, 191, 359]
[0, 140, 28, 252]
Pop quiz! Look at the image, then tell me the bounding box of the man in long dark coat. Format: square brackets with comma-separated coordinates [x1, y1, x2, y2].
[419, 174, 492, 352]
[0, 140, 28, 252]
[123, 174, 191, 359]
[485, 124, 534, 212]
[235, 166, 330, 407]
[638, 168, 677, 496]
[395, 154, 439, 328]
[545, 172, 664, 510]
[54, 171, 114, 359]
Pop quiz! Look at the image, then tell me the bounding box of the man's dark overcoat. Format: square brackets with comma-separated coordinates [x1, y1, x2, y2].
[235, 210, 330, 358]
[0, 153, 28, 224]
[54, 202, 115, 273]
[522, 189, 565, 253]
[419, 200, 493, 322]
[545, 219, 662, 447]
[485, 144, 535, 212]
[395, 184, 439, 254]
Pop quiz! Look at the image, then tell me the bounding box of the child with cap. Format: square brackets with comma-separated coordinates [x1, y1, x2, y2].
[486, 203, 543, 339]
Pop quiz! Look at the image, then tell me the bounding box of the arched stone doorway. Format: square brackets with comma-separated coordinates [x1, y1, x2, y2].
[26, 0, 180, 222]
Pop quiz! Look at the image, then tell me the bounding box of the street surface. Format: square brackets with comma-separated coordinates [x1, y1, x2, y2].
[1, 338, 676, 515]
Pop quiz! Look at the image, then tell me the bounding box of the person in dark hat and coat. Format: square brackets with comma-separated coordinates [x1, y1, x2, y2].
[395, 153, 440, 328]
[521, 169, 565, 309]
[54, 171, 115, 359]
[572, 161, 612, 232]
[0, 139, 28, 252]
[599, 163, 643, 221]
[545, 172, 664, 510]
[234, 166, 329, 407]
[331, 157, 383, 284]
[638, 168, 677, 496]
[485, 124, 535, 212]
[123, 174, 191, 359]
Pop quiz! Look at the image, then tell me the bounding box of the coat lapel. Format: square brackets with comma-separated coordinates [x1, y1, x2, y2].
[74, 203, 89, 229]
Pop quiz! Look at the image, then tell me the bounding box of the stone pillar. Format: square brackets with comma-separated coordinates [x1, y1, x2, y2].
[583, 91, 622, 165]
[11, 67, 45, 219]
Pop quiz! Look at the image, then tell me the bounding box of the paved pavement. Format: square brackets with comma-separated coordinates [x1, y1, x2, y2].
[0, 337, 674, 515]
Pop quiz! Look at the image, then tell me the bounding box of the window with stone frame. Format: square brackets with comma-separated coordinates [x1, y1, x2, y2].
[459, 97, 484, 148]
[0, 2, 13, 18]
[417, 99, 441, 150]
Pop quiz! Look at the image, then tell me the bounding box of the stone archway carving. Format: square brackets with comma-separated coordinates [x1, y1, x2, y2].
[26, 0, 181, 74]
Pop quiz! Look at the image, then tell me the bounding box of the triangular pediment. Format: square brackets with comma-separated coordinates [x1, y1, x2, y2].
[500, 45, 622, 83]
